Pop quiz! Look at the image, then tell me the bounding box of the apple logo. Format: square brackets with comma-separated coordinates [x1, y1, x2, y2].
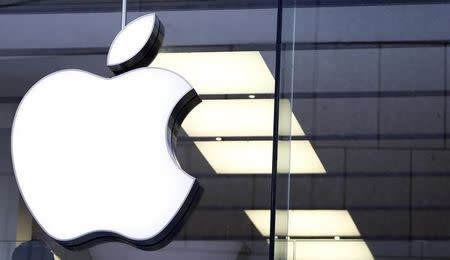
[11, 13, 202, 250]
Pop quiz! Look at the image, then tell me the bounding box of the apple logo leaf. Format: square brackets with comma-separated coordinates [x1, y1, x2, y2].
[107, 13, 164, 75]
[11, 13, 202, 251]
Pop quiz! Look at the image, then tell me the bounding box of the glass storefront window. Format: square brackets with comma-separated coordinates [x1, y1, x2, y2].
[275, 1, 450, 259]
[0, 2, 277, 259]
[2, 1, 450, 259]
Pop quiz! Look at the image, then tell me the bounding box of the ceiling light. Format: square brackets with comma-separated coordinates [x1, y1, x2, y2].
[245, 210, 373, 260]
[291, 240, 374, 260]
[151, 52, 274, 94]
[194, 141, 325, 174]
[182, 99, 304, 137]
[244, 210, 360, 237]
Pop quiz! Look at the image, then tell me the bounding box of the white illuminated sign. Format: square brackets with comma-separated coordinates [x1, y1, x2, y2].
[11, 13, 201, 250]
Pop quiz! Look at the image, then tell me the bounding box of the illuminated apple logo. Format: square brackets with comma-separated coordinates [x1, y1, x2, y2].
[11, 13, 201, 250]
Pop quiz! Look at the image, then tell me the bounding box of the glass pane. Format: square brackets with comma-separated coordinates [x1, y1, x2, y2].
[279, 1, 450, 259]
[272, 0, 297, 259]
[0, 2, 278, 260]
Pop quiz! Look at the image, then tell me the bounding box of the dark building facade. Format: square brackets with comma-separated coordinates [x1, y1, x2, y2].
[1, 1, 450, 259]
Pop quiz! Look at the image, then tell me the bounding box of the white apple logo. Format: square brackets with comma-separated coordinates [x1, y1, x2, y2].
[11, 13, 201, 250]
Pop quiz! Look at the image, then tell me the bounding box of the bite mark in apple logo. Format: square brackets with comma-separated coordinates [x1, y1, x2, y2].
[11, 13, 202, 250]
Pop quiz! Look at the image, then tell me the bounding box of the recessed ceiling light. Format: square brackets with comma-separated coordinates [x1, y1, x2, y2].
[194, 141, 325, 174]
[245, 210, 361, 237]
[215, 137, 222, 141]
[248, 94, 256, 99]
[151, 52, 274, 94]
[245, 210, 373, 260]
[182, 99, 304, 137]
[291, 240, 374, 260]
